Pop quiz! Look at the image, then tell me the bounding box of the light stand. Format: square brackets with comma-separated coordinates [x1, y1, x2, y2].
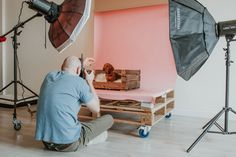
[0, 13, 42, 130]
[187, 34, 236, 152]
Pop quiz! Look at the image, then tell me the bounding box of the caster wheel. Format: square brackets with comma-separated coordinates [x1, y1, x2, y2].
[138, 126, 151, 138]
[14, 123, 21, 131]
[139, 129, 150, 138]
[13, 119, 22, 131]
[165, 113, 172, 119]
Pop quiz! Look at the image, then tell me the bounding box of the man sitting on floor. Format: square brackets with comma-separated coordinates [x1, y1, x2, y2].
[35, 56, 113, 152]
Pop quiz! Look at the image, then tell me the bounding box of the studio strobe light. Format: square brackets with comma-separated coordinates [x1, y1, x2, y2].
[28, 0, 92, 52]
[169, 0, 236, 153]
[217, 20, 236, 36]
[0, 0, 91, 130]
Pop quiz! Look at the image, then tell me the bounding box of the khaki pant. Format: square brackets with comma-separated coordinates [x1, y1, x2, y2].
[43, 114, 114, 152]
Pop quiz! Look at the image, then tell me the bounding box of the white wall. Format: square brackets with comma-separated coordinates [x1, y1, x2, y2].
[0, 0, 2, 88]
[0, 0, 5, 89]
[174, 0, 236, 119]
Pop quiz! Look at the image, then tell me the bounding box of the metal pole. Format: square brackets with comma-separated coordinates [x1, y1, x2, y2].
[224, 37, 231, 132]
[13, 28, 18, 120]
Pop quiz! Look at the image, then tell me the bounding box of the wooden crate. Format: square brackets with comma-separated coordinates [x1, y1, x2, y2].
[93, 70, 140, 90]
[78, 90, 175, 127]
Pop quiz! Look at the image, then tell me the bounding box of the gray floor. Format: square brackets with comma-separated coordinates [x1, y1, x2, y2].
[0, 106, 236, 157]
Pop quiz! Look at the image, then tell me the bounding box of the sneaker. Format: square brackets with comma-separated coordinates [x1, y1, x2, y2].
[87, 131, 108, 145]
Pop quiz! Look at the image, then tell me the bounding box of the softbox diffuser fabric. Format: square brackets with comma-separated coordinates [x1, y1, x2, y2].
[169, 0, 219, 80]
[48, 0, 91, 53]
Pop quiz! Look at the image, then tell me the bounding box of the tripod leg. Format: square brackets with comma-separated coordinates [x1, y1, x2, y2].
[0, 81, 14, 93]
[202, 109, 224, 129]
[186, 109, 225, 153]
[229, 108, 236, 115]
[17, 81, 38, 96]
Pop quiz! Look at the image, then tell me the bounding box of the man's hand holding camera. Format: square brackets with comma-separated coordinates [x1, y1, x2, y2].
[85, 70, 95, 84]
[83, 57, 95, 84]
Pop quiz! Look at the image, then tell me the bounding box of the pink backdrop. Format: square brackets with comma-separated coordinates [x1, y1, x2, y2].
[94, 4, 177, 91]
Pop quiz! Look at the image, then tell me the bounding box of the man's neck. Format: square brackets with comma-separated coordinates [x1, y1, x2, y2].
[63, 69, 77, 76]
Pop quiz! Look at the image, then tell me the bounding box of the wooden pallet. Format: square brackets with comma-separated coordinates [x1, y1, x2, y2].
[78, 90, 175, 127]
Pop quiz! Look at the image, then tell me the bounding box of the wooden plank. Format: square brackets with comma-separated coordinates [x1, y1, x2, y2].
[95, 69, 140, 75]
[150, 107, 165, 125]
[100, 100, 119, 106]
[155, 96, 166, 104]
[152, 103, 166, 113]
[142, 112, 151, 126]
[78, 106, 92, 117]
[152, 115, 165, 126]
[121, 75, 140, 82]
[93, 82, 126, 90]
[119, 70, 140, 75]
[101, 99, 143, 109]
[113, 119, 143, 125]
[125, 81, 140, 90]
[101, 105, 145, 112]
[101, 108, 148, 115]
[93, 81, 140, 90]
[166, 108, 174, 114]
[166, 101, 175, 111]
[153, 98, 174, 113]
[78, 115, 94, 120]
[92, 112, 100, 118]
[167, 90, 174, 98]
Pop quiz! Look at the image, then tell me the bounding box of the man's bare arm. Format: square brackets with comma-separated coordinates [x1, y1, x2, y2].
[84, 70, 100, 113]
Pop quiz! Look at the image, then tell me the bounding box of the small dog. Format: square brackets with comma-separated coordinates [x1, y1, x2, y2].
[103, 63, 121, 82]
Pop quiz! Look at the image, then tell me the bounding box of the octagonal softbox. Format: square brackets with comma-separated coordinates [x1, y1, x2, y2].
[169, 0, 219, 80]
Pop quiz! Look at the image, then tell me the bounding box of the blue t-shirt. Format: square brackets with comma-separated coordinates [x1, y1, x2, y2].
[35, 71, 92, 144]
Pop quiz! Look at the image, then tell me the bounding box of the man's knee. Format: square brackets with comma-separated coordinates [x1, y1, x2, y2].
[101, 114, 114, 129]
